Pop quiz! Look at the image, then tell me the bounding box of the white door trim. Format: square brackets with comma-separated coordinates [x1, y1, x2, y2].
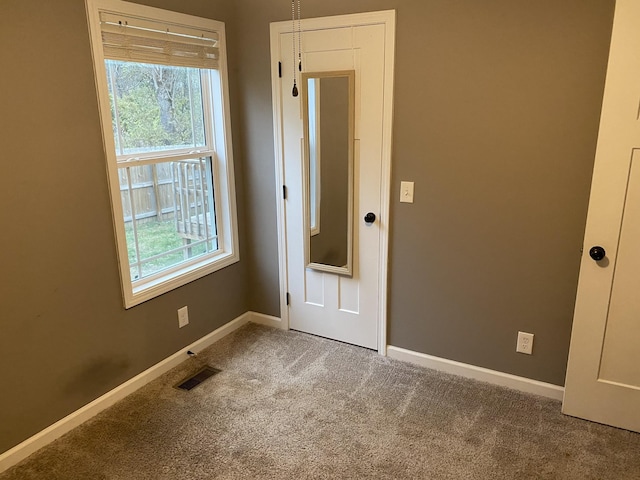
[269, 10, 396, 354]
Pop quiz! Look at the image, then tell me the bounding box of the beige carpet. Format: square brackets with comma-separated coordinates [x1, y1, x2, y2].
[2, 323, 639, 479]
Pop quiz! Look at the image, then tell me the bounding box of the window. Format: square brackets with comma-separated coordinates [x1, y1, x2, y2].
[86, 0, 239, 307]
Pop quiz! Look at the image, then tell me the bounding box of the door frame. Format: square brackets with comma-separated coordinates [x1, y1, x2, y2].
[269, 10, 396, 355]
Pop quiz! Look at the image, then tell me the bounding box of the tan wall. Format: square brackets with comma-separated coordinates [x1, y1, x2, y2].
[236, 0, 615, 385]
[0, 0, 246, 453]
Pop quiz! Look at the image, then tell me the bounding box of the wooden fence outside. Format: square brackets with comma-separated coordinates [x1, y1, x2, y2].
[119, 163, 177, 223]
[119, 159, 213, 245]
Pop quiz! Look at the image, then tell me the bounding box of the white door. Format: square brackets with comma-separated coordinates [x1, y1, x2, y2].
[270, 13, 395, 351]
[563, 0, 640, 433]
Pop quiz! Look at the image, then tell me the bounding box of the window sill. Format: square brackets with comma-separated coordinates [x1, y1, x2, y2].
[124, 250, 239, 308]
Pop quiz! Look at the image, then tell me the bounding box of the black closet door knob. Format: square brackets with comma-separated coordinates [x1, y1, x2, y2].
[364, 212, 376, 224]
[589, 246, 606, 261]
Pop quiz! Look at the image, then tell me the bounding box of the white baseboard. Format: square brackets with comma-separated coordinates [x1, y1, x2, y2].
[386, 345, 564, 401]
[0, 311, 266, 474]
[247, 311, 284, 329]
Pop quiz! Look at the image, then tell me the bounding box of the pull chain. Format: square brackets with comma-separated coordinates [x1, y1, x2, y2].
[291, 0, 302, 97]
[291, 0, 298, 97]
[297, 0, 302, 73]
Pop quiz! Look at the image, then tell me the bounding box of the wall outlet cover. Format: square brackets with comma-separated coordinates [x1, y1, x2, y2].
[516, 331, 534, 355]
[178, 306, 189, 328]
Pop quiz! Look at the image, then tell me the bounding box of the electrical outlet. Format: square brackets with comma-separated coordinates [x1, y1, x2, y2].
[516, 331, 534, 355]
[177, 306, 189, 328]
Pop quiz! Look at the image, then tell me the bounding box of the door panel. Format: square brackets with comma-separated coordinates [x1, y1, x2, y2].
[338, 276, 359, 314]
[599, 150, 640, 388]
[563, 0, 640, 432]
[278, 23, 386, 350]
[305, 269, 325, 307]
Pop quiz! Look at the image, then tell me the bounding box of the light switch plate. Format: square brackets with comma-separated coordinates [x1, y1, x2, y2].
[400, 181, 414, 203]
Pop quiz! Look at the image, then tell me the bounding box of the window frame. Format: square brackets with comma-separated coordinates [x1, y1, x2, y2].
[86, 0, 239, 308]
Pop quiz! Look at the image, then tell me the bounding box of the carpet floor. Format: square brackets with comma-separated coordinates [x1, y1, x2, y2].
[2, 323, 639, 479]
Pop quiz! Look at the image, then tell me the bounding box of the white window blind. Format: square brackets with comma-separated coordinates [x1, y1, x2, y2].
[99, 12, 219, 69]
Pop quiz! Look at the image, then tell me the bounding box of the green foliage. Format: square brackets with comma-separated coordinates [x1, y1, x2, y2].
[106, 60, 205, 153]
[118, 83, 165, 149]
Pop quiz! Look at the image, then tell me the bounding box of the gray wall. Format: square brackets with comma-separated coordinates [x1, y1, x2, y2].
[0, 0, 616, 456]
[236, 0, 615, 386]
[0, 0, 246, 453]
[386, 0, 614, 385]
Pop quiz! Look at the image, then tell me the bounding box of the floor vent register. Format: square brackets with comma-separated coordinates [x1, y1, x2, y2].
[175, 366, 221, 391]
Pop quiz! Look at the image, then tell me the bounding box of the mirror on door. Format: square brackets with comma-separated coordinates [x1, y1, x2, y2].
[301, 70, 355, 276]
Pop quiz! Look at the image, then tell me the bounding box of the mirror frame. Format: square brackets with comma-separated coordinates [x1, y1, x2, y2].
[301, 70, 355, 276]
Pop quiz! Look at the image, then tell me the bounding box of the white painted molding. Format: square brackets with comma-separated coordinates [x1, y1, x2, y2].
[0, 311, 268, 474]
[247, 311, 284, 329]
[376, 10, 396, 357]
[269, 19, 290, 333]
[387, 346, 565, 401]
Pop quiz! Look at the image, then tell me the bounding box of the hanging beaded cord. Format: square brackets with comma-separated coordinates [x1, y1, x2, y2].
[297, 0, 302, 73]
[292, 0, 301, 97]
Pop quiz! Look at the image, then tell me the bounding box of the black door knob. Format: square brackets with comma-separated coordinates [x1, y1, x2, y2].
[589, 246, 606, 261]
[364, 212, 376, 224]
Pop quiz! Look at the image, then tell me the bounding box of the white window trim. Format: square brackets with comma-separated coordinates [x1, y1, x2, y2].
[86, 0, 239, 308]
